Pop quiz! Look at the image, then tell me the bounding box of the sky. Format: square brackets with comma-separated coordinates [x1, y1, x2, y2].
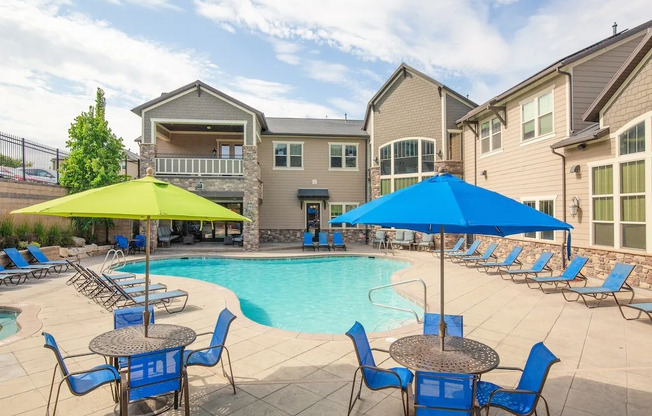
[0, 0, 650, 154]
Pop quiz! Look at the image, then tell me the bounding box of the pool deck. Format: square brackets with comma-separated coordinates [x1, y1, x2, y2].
[0, 244, 651, 415]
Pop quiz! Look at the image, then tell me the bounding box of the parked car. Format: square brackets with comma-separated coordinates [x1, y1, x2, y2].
[15, 168, 59, 184]
[0, 166, 21, 180]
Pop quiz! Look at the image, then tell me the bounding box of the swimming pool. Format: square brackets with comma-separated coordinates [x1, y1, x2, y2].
[0, 309, 19, 341]
[119, 256, 422, 334]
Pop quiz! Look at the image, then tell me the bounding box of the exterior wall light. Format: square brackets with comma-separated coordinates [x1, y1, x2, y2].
[569, 197, 581, 217]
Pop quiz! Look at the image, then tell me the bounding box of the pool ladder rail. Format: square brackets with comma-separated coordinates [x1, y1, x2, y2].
[100, 249, 127, 273]
[368, 279, 427, 324]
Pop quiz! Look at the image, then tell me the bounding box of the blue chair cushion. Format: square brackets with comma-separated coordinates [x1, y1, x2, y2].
[476, 381, 534, 415]
[69, 364, 120, 395]
[366, 366, 413, 390]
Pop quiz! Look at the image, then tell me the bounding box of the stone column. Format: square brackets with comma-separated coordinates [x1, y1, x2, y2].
[242, 146, 260, 251]
[138, 143, 158, 249]
[369, 165, 381, 200]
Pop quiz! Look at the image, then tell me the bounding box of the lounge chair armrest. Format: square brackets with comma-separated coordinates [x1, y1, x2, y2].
[62, 351, 99, 360]
[358, 364, 404, 386]
[371, 347, 390, 354]
[185, 344, 229, 365]
[494, 366, 524, 372]
[62, 366, 120, 381]
[195, 331, 214, 337]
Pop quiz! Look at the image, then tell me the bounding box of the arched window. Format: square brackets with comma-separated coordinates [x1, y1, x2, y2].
[379, 138, 436, 195]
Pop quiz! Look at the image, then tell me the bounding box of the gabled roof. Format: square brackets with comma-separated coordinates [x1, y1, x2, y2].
[458, 19, 652, 124]
[583, 29, 652, 122]
[363, 63, 477, 130]
[131, 80, 268, 130]
[550, 123, 610, 149]
[263, 118, 368, 138]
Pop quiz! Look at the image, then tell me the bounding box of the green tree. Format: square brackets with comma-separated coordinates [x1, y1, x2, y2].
[60, 88, 127, 241]
[0, 154, 23, 168]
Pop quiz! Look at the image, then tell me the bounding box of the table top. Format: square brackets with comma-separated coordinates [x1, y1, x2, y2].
[389, 335, 500, 374]
[89, 324, 196, 357]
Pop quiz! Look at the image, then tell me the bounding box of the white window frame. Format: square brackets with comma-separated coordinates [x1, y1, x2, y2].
[329, 143, 359, 171]
[273, 141, 304, 170]
[588, 112, 652, 251]
[520, 196, 557, 241]
[329, 202, 359, 228]
[378, 137, 436, 194]
[479, 117, 503, 156]
[520, 89, 555, 145]
[590, 164, 616, 248]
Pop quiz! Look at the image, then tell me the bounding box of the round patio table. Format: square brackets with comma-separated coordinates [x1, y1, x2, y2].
[89, 324, 196, 416]
[389, 335, 499, 374]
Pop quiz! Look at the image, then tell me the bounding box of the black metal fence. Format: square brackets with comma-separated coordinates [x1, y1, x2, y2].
[0, 131, 67, 185]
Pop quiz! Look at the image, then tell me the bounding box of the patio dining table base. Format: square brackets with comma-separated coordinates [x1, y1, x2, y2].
[114, 395, 173, 416]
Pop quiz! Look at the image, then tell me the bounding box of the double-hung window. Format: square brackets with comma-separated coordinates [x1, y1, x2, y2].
[274, 142, 303, 168]
[592, 165, 615, 246]
[480, 117, 502, 154]
[522, 91, 553, 141]
[522, 198, 555, 240]
[330, 203, 358, 228]
[620, 160, 645, 249]
[330, 144, 357, 169]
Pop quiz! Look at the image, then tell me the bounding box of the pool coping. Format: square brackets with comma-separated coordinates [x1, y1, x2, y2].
[0, 303, 42, 346]
[116, 252, 423, 341]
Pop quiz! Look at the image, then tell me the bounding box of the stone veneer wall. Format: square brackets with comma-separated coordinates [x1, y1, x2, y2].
[260, 228, 369, 244]
[242, 146, 260, 251]
[476, 235, 652, 289]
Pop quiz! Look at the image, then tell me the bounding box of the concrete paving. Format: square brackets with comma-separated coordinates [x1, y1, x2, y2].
[0, 244, 650, 415]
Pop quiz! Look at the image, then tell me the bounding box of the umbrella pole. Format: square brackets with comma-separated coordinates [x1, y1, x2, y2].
[143, 216, 151, 337]
[439, 225, 446, 351]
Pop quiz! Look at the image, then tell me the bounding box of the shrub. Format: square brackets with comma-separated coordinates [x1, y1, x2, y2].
[0, 217, 14, 238]
[0, 235, 19, 250]
[45, 225, 62, 246]
[15, 223, 30, 240]
[32, 222, 46, 245]
[17, 240, 29, 250]
[60, 226, 74, 247]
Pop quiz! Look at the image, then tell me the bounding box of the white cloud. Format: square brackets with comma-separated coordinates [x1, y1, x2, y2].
[103, 0, 182, 11]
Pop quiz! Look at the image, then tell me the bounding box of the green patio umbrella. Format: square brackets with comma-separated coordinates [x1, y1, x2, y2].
[12, 168, 251, 336]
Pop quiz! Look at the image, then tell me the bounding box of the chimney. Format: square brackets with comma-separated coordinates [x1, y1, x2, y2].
[344, 113, 348, 122]
[613, 22, 618, 36]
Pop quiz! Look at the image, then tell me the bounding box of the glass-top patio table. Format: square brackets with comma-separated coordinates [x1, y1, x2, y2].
[89, 324, 196, 416]
[389, 335, 499, 374]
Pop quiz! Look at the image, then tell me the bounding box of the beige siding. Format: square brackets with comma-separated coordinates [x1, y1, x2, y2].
[258, 136, 367, 229]
[155, 133, 243, 156]
[603, 53, 652, 131]
[446, 94, 474, 131]
[450, 132, 462, 160]
[573, 36, 644, 131]
[463, 76, 568, 244]
[373, 72, 442, 153]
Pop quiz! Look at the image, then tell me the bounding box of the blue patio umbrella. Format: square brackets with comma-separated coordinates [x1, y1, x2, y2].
[330, 172, 572, 349]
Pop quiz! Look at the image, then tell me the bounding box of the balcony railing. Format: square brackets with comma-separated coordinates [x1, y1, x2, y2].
[155, 157, 243, 176]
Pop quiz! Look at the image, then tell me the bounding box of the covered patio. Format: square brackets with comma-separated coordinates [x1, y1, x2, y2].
[1, 245, 650, 415]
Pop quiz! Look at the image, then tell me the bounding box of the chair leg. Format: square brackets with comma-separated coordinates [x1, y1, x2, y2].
[347, 369, 364, 416]
[46, 366, 58, 416]
[221, 347, 236, 394]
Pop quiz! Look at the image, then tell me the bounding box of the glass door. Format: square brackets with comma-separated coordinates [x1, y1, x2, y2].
[305, 202, 321, 237]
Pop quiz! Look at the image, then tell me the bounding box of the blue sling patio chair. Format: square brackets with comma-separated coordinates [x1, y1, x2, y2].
[459, 243, 498, 266]
[318, 231, 331, 251]
[561, 262, 635, 308]
[302, 232, 315, 251]
[27, 244, 74, 272]
[437, 237, 466, 257]
[446, 240, 481, 263]
[43, 332, 120, 416]
[618, 302, 652, 323]
[123, 346, 189, 416]
[423, 313, 463, 337]
[478, 246, 523, 273]
[500, 252, 554, 282]
[526, 256, 588, 293]
[415, 371, 478, 416]
[476, 342, 560, 416]
[184, 308, 237, 394]
[132, 235, 146, 253]
[113, 306, 155, 368]
[4, 247, 54, 276]
[345, 321, 414, 416]
[332, 232, 347, 251]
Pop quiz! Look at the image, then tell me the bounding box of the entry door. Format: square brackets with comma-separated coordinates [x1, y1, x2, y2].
[305, 202, 321, 236]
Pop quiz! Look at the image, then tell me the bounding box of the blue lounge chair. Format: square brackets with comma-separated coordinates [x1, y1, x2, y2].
[423, 313, 463, 337]
[318, 232, 331, 251]
[0, 264, 36, 285]
[447, 240, 481, 263]
[526, 256, 588, 293]
[302, 232, 314, 251]
[3, 248, 54, 276]
[27, 244, 72, 272]
[332, 232, 346, 251]
[184, 308, 237, 394]
[108, 276, 189, 313]
[43, 332, 120, 416]
[438, 237, 466, 256]
[562, 263, 635, 308]
[123, 347, 189, 415]
[459, 243, 498, 265]
[476, 342, 559, 416]
[415, 371, 477, 415]
[618, 302, 652, 323]
[346, 322, 413, 416]
[478, 246, 523, 273]
[501, 252, 554, 282]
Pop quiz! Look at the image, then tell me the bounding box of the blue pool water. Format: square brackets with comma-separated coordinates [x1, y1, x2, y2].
[119, 256, 422, 334]
[0, 309, 19, 341]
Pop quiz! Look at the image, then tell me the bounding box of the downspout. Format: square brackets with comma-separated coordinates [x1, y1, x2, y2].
[551, 148, 567, 268]
[557, 67, 573, 132]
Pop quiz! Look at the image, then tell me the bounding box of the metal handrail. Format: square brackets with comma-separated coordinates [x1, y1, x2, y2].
[100, 249, 126, 272]
[368, 279, 427, 323]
